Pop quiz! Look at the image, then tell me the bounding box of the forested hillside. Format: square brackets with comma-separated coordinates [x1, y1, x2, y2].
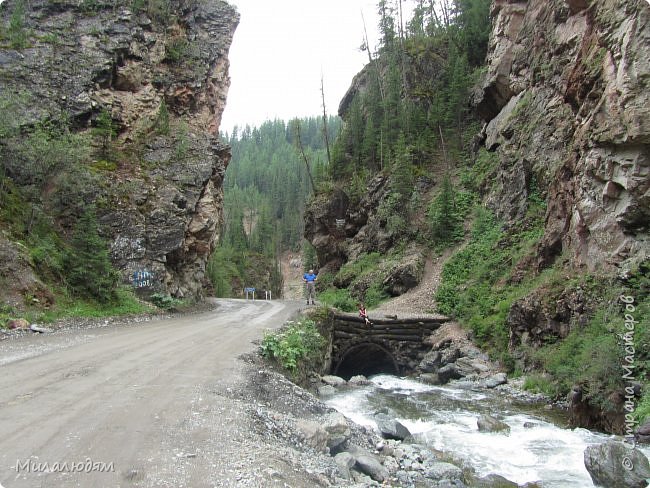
[207, 117, 340, 297]
[304, 0, 649, 435]
[306, 0, 490, 309]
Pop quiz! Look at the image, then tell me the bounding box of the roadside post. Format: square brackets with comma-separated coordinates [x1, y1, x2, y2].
[244, 287, 255, 300]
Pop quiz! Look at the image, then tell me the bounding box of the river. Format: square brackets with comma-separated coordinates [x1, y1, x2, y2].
[324, 374, 650, 487]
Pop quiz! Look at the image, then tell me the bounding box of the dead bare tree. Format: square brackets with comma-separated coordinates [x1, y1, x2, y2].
[439, 124, 450, 171]
[361, 9, 385, 103]
[320, 75, 332, 167]
[292, 120, 316, 194]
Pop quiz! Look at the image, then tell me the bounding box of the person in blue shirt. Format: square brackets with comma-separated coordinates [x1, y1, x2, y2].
[303, 269, 317, 305]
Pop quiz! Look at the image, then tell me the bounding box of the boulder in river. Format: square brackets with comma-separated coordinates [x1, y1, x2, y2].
[477, 414, 511, 433]
[456, 356, 491, 376]
[636, 419, 650, 444]
[321, 375, 347, 387]
[317, 385, 337, 397]
[468, 473, 520, 487]
[348, 374, 370, 386]
[417, 350, 442, 373]
[583, 440, 650, 488]
[419, 372, 441, 385]
[375, 413, 412, 441]
[437, 363, 463, 383]
[483, 372, 508, 388]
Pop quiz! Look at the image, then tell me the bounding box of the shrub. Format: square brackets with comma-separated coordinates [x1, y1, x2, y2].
[91, 109, 117, 160]
[260, 319, 325, 372]
[6, 0, 29, 49]
[154, 100, 170, 136]
[4, 118, 91, 188]
[164, 37, 189, 63]
[149, 293, 182, 310]
[460, 147, 499, 192]
[523, 374, 557, 397]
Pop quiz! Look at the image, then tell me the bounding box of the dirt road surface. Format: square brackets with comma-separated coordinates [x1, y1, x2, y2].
[0, 299, 303, 488]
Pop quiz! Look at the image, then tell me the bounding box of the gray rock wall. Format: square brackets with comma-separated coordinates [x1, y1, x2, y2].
[474, 0, 650, 272]
[0, 0, 239, 299]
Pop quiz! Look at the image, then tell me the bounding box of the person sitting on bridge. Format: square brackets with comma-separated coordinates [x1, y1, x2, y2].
[303, 269, 318, 305]
[358, 302, 372, 327]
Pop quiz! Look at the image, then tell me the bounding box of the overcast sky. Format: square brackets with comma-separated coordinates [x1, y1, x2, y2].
[221, 0, 392, 134]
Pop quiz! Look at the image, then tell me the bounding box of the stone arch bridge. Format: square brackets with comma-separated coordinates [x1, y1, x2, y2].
[325, 312, 450, 379]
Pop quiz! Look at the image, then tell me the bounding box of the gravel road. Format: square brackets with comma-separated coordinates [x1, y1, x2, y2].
[0, 299, 313, 488]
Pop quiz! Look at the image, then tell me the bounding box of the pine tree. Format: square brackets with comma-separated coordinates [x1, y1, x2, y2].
[92, 109, 116, 160]
[391, 133, 414, 203]
[429, 175, 462, 246]
[62, 207, 119, 303]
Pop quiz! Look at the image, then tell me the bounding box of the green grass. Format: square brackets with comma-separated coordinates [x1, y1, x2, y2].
[523, 374, 558, 397]
[532, 280, 648, 411]
[435, 206, 546, 354]
[439, 211, 649, 412]
[635, 391, 650, 424]
[318, 288, 357, 312]
[317, 251, 396, 311]
[460, 147, 499, 192]
[334, 252, 382, 287]
[25, 287, 155, 324]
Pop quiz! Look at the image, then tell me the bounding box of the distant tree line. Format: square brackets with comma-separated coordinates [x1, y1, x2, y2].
[208, 117, 340, 297]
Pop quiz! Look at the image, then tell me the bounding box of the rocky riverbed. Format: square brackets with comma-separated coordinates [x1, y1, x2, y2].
[230, 351, 539, 488]
[242, 349, 650, 488]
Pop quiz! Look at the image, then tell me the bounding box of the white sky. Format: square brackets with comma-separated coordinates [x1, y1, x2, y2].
[221, 0, 390, 134]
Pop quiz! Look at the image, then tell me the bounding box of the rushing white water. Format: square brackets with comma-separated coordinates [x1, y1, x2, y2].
[325, 374, 650, 487]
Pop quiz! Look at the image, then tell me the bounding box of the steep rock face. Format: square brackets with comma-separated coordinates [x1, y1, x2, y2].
[0, 0, 239, 299]
[474, 0, 649, 272]
[473, 0, 650, 357]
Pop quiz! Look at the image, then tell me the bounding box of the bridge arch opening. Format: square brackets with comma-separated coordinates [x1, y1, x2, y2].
[334, 342, 399, 380]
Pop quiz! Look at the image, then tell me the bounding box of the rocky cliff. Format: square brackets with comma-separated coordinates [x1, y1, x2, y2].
[474, 0, 649, 272]
[472, 0, 649, 349]
[0, 0, 238, 300]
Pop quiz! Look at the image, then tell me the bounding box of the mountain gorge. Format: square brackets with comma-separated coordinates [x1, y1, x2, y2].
[0, 0, 648, 439]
